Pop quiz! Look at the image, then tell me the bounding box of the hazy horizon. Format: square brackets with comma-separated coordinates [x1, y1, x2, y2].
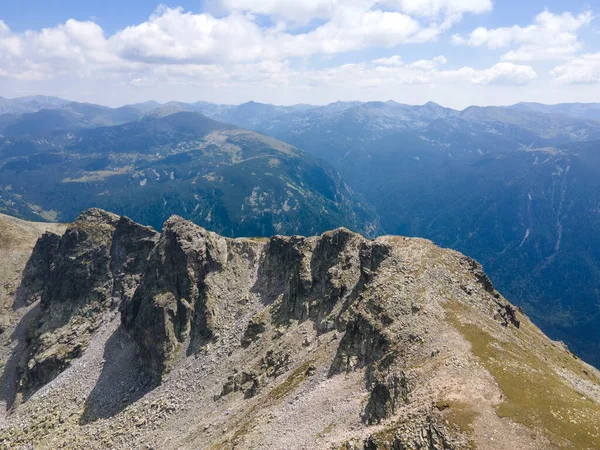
[3, 94, 600, 111]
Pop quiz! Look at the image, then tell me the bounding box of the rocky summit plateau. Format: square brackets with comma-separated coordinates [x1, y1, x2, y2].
[0, 209, 599, 449]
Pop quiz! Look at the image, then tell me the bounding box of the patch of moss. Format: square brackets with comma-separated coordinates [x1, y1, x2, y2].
[445, 401, 477, 436]
[317, 422, 336, 437]
[229, 404, 258, 447]
[444, 300, 600, 450]
[371, 423, 398, 444]
[267, 360, 314, 401]
[435, 400, 477, 448]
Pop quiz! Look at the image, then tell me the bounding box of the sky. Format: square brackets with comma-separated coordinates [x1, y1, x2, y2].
[0, 0, 599, 108]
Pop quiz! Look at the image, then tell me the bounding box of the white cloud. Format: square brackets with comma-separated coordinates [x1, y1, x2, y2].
[111, 8, 269, 64]
[381, 0, 492, 31]
[408, 55, 448, 70]
[0, 4, 592, 107]
[385, 0, 492, 16]
[217, 0, 370, 24]
[290, 9, 424, 55]
[26, 19, 112, 64]
[552, 53, 600, 84]
[219, 0, 491, 26]
[373, 54, 447, 68]
[0, 4, 468, 89]
[452, 10, 593, 61]
[291, 59, 532, 89]
[0, 5, 450, 75]
[372, 55, 404, 66]
[444, 62, 537, 85]
[0, 20, 23, 58]
[0, 18, 123, 81]
[363, 57, 537, 89]
[101, 55, 530, 95]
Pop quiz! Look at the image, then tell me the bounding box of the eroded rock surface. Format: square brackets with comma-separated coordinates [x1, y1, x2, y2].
[1, 209, 600, 450]
[17, 209, 158, 394]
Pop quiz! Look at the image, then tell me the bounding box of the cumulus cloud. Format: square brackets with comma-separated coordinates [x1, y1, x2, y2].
[0, 4, 464, 77]
[372, 55, 404, 66]
[217, 0, 371, 24]
[218, 0, 491, 26]
[111, 8, 270, 64]
[552, 53, 600, 83]
[452, 10, 593, 61]
[444, 62, 537, 85]
[384, 0, 493, 17]
[0, 20, 22, 58]
[407, 55, 448, 70]
[0, 4, 585, 105]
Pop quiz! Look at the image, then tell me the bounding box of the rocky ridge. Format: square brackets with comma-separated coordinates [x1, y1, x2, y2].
[0, 209, 599, 449]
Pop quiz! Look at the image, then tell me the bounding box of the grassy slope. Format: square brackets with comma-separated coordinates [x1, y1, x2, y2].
[445, 300, 600, 449]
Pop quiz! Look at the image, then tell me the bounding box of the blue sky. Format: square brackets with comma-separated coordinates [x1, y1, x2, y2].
[0, 1, 599, 108]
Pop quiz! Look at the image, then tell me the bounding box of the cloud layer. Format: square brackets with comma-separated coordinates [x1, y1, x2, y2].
[0, 3, 597, 106]
[452, 11, 593, 61]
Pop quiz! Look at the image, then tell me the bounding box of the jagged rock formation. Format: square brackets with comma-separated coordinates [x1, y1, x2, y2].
[15, 209, 158, 394]
[1, 209, 600, 449]
[15, 232, 62, 308]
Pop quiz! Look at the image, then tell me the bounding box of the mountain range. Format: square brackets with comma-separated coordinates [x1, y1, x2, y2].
[1, 95, 600, 371]
[0, 109, 376, 237]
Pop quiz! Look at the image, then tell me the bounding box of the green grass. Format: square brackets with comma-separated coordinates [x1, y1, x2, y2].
[317, 422, 336, 437]
[444, 300, 600, 450]
[267, 360, 313, 401]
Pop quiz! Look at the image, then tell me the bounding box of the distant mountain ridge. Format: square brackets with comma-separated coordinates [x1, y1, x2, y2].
[3, 95, 600, 137]
[0, 111, 378, 237]
[510, 102, 600, 121]
[0, 95, 70, 115]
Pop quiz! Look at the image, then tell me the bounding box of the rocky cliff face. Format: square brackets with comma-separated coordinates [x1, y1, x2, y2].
[1, 209, 600, 450]
[15, 209, 158, 394]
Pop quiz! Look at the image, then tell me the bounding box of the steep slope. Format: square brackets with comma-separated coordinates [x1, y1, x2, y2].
[0, 112, 378, 237]
[0, 214, 66, 331]
[3, 97, 600, 370]
[0, 210, 599, 449]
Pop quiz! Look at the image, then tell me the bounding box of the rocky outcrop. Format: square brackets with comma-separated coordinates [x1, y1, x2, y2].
[362, 371, 411, 425]
[17, 209, 158, 393]
[15, 232, 62, 307]
[356, 419, 454, 450]
[330, 311, 391, 375]
[121, 216, 233, 380]
[5, 209, 593, 450]
[110, 216, 159, 307]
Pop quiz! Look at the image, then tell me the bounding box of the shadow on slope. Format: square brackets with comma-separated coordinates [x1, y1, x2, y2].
[0, 304, 41, 412]
[80, 326, 154, 424]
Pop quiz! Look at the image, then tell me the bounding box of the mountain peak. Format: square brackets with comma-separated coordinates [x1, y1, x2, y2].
[74, 207, 120, 225]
